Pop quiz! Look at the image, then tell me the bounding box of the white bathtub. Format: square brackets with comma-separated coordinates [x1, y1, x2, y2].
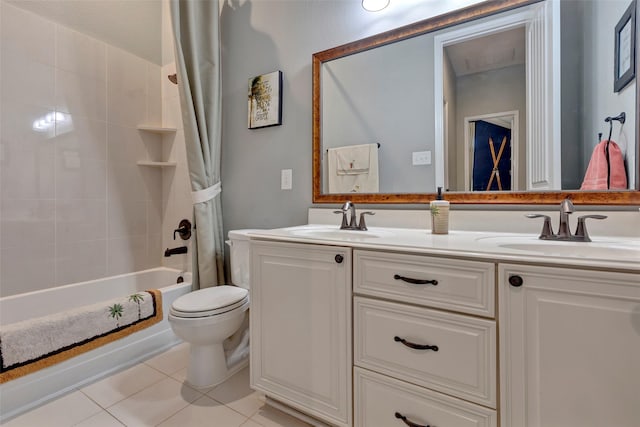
[0, 267, 191, 422]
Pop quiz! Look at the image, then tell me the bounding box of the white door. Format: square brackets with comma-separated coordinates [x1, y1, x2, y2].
[250, 240, 352, 427]
[499, 264, 640, 427]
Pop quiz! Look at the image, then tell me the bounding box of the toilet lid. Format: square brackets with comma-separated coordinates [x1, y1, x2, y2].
[171, 285, 249, 318]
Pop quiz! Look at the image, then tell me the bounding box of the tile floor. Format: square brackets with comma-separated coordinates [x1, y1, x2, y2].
[2, 343, 311, 427]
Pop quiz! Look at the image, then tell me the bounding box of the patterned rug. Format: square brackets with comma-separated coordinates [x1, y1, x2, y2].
[0, 289, 162, 383]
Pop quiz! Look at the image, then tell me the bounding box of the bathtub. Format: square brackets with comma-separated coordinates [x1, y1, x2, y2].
[0, 267, 191, 422]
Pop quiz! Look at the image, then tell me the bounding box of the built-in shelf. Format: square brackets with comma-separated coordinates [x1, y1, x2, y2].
[136, 125, 177, 134]
[136, 124, 177, 168]
[136, 161, 177, 167]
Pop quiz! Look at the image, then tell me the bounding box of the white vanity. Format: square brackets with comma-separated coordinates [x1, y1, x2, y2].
[248, 220, 640, 427]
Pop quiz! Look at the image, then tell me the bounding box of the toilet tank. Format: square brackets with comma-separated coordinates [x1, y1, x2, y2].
[227, 229, 260, 290]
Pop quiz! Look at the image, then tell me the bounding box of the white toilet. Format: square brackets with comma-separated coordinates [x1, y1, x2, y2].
[168, 229, 256, 389]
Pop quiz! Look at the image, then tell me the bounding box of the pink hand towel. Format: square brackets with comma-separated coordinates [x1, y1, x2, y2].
[580, 140, 627, 190]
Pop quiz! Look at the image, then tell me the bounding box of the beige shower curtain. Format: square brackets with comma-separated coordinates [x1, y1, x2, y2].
[170, 0, 225, 289]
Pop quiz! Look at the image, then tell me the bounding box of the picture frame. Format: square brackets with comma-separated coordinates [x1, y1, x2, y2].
[614, 0, 636, 92]
[247, 70, 283, 129]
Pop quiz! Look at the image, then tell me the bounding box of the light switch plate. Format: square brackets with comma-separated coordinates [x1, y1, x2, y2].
[412, 151, 431, 166]
[281, 169, 292, 190]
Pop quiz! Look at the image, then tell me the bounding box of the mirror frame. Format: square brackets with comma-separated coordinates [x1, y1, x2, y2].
[312, 0, 640, 205]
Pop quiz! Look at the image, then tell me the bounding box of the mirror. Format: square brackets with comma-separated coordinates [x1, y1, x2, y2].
[313, 0, 640, 204]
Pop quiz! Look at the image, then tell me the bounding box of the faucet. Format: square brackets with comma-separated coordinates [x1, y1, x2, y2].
[526, 198, 607, 242]
[557, 198, 574, 239]
[333, 201, 374, 230]
[164, 246, 188, 257]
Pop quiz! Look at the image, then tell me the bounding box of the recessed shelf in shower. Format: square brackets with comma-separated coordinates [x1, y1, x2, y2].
[136, 124, 178, 167]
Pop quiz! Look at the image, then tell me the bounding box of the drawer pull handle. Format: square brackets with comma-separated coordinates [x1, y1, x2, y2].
[394, 336, 439, 351]
[395, 412, 430, 427]
[393, 274, 438, 286]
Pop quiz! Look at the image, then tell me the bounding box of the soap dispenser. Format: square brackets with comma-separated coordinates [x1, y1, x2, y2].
[430, 187, 450, 234]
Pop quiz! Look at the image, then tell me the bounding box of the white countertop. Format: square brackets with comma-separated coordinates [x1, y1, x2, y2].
[249, 225, 640, 272]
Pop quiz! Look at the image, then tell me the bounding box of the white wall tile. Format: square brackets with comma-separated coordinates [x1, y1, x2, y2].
[108, 199, 147, 239]
[55, 239, 107, 285]
[55, 156, 107, 200]
[55, 69, 107, 122]
[147, 63, 163, 125]
[0, 1, 55, 66]
[1, 53, 55, 109]
[107, 235, 150, 276]
[0, 199, 55, 249]
[0, 244, 55, 297]
[55, 199, 107, 244]
[0, 4, 182, 291]
[56, 26, 107, 81]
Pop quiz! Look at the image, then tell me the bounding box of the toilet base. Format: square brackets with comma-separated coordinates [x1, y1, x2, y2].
[185, 343, 248, 389]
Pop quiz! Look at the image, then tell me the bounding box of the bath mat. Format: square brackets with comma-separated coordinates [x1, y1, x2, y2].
[0, 289, 162, 383]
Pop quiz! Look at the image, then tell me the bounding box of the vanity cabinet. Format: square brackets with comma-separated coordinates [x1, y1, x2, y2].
[250, 241, 352, 427]
[353, 250, 498, 427]
[499, 264, 640, 427]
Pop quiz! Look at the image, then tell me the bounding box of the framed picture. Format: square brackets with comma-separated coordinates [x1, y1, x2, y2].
[248, 70, 283, 129]
[614, 0, 636, 92]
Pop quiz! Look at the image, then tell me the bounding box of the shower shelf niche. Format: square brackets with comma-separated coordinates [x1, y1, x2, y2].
[136, 161, 177, 167]
[136, 125, 178, 167]
[136, 125, 177, 134]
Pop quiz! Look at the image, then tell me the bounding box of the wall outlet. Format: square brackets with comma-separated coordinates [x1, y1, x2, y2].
[412, 150, 431, 166]
[281, 169, 292, 190]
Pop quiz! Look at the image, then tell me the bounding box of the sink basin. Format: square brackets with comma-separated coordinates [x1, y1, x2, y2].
[475, 235, 640, 261]
[289, 227, 389, 240]
[282, 224, 400, 240]
[498, 242, 639, 259]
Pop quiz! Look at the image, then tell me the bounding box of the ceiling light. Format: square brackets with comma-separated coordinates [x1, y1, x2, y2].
[362, 0, 390, 12]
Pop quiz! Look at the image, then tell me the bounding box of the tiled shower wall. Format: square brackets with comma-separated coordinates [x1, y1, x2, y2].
[0, 1, 166, 297]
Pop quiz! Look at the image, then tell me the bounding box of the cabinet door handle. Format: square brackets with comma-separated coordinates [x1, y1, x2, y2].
[508, 275, 524, 287]
[393, 274, 438, 286]
[394, 336, 438, 351]
[335, 254, 344, 263]
[395, 412, 431, 427]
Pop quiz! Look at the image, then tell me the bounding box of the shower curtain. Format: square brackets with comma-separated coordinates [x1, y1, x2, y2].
[170, 0, 225, 289]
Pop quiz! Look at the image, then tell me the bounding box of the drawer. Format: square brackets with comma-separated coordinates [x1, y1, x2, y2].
[354, 250, 495, 317]
[354, 297, 497, 407]
[355, 367, 497, 427]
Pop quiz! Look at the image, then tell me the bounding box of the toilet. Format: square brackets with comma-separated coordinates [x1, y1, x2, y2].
[168, 229, 256, 389]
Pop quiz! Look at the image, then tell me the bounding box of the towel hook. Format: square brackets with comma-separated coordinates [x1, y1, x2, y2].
[605, 112, 626, 142]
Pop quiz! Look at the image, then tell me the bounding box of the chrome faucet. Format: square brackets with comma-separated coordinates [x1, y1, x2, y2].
[333, 201, 374, 230]
[526, 198, 607, 242]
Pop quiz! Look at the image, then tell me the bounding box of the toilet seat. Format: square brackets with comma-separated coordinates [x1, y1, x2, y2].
[170, 285, 249, 318]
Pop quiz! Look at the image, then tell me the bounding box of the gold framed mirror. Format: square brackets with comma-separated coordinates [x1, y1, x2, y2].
[312, 0, 640, 205]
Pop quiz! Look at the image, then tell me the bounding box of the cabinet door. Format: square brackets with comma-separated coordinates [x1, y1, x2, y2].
[250, 241, 352, 427]
[500, 264, 640, 427]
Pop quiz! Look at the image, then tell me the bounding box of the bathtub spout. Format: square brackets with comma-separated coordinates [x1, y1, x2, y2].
[165, 246, 188, 257]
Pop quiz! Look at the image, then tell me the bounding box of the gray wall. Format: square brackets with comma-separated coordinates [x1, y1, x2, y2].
[443, 51, 458, 191]
[321, 33, 434, 194]
[219, 0, 486, 233]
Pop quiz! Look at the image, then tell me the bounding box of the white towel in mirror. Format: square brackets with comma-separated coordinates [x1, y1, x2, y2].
[327, 143, 379, 193]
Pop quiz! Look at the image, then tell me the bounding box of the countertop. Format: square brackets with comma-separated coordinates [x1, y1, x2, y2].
[249, 225, 640, 272]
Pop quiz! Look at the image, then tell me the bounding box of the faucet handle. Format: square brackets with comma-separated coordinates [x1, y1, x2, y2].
[574, 215, 607, 242]
[526, 214, 554, 239]
[358, 211, 375, 231]
[333, 210, 349, 229]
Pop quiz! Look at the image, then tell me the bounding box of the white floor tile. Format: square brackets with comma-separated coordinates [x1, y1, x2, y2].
[3, 391, 103, 427]
[144, 342, 189, 375]
[157, 395, 248, 427]
[207, 367, 264, 417]
[249, 405, 312, 427]
[241, 420, 264, 427]
[106, 377, 202, 426]
[73, 411, 124, 427]
[81, 363, 166, 408]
